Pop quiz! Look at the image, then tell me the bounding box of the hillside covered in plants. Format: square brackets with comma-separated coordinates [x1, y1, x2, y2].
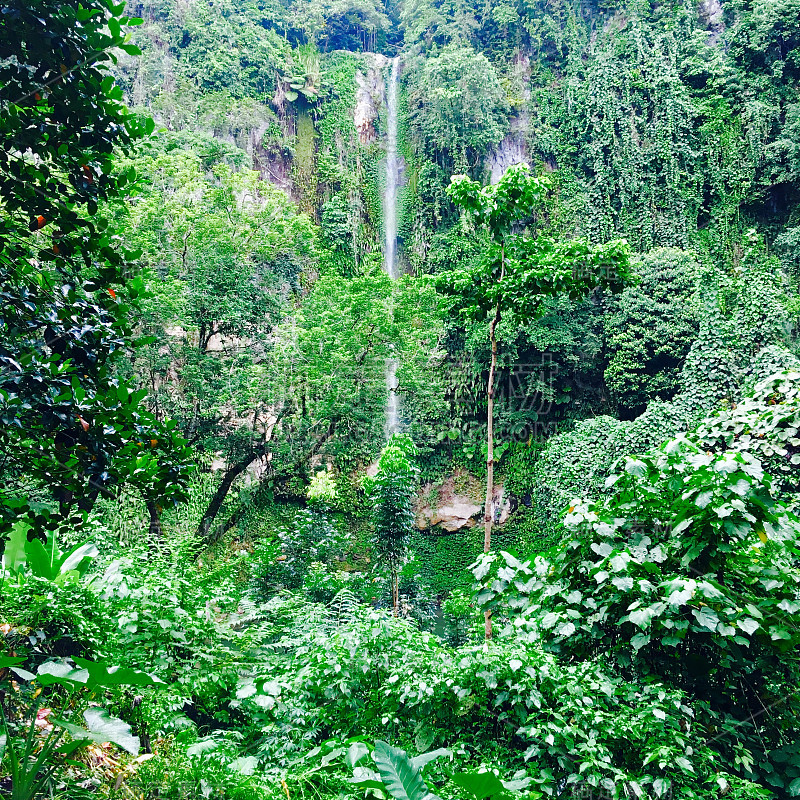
[3, 0, 800, 797]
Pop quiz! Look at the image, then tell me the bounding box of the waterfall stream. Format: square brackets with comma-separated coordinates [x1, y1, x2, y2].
[384, 55, 400, 281]
[384, 55, 401, 437]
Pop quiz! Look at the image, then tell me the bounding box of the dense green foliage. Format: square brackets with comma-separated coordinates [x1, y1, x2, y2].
[366, 434, 419, 613]
[3, 0, 800, 797]
[0, 0, 193, 540]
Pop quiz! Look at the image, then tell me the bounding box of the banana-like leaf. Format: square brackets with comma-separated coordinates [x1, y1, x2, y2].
[24, 536, 55, 579]
[0, 733, 6, 761]
[372, 741, 440, 800]
[59, 541, 99, 576]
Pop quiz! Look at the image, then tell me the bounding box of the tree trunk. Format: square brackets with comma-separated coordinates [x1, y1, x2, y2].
[483, 302, 501, 640]
[484, 306, 501, 555]
[213, 419, 339, 540]
[146, 499, 163, 547]
[196, 456, 256, 542]
[483, 247, 504, 640]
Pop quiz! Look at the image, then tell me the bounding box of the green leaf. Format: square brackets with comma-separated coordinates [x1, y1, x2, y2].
[653, 778, 671, 797]
[229, 756, 259, 775]
[54, 708, 139, 755]
[187, 738, 219, 757]
[692, 607, 719, 631]
[410, 748, 451, 772]
[372, 741, 433, 800]
[624, 458, 647, 477]
[11, 667, 35, 681]
[346, 742, 371, 769]
[59, 541, 99, 575]
[738, 617, 760, 635]
[2, 519, 30, 572]
[37, 660, 90, 686]
[451, 771, 507, 800]
[25, 535, 54, 578]
[73, 658, 164, 688]
[85, 708, 139, 754]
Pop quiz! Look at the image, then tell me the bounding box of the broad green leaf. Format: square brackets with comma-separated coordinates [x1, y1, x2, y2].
[84, 708, 140, 754]
[692, 607, 719, 631]
[24, 536, 56, 580]
[2, 520, 30, 572]
[653, 778, 671, 797]
[54, 709, 139, 755]
[73, 658, 164, 688]
[346, 741, 371, 769]
[229, 756, 259, 775]
[410, 748, 451, 772]
[11, 667, 35, 681]
[37, 660, 90, 686]
[59, 542, 99, 575]
[451, 771, 507, 800]
[738, 617, 760, 635]
[187, 738, 219, 757]
[372, 740, 432, 800]
[624, 458, 647, 477]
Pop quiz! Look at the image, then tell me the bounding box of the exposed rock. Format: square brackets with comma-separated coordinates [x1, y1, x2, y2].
[493, 486, 514, 525]
[355, 53, 390, 145]
[428, 501, 483, 532]
[698, 0, 724, 41]
[485, 113, 530, 184]
[414, 468, 518, 532]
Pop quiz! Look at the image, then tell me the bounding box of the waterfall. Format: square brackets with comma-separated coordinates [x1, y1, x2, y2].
[384, 56, 401, 437]
[384, 55, 400, 280]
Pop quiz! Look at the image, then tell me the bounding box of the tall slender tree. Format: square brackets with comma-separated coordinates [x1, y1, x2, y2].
[438, 163, 633, 637]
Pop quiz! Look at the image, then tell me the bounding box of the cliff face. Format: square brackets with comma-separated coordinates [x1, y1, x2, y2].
[118, 0, 799, 278]
[354, 53, 392, 145]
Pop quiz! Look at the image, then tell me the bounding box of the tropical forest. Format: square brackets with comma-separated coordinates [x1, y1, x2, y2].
[3, 0, 800, 797]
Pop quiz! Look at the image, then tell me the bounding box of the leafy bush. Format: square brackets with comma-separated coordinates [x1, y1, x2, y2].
[604, 248, 699, 414]
[474, 433, 800, 794]
[408, 46, 508, 167]
[232, 593, 760, 798]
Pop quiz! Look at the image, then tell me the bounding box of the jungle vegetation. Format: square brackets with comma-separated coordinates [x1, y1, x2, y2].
[2, 0, 800, 798]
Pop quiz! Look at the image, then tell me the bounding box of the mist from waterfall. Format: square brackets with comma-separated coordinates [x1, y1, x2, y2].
[384, 55, 401, 437]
